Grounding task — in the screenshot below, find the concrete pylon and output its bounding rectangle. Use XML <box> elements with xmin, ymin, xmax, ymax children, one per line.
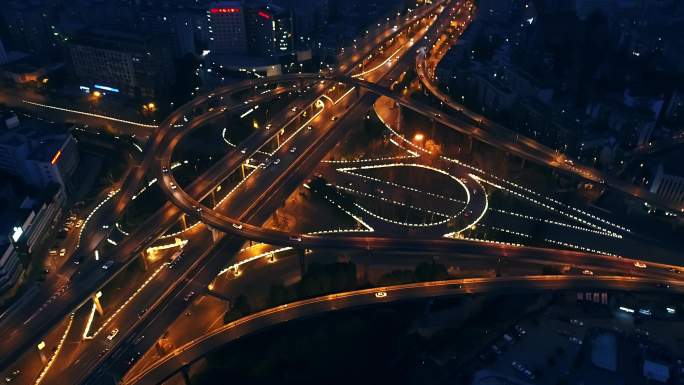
<box><xmin>139</xmin><ymin>251</ymin><xmax>149</xmax><ymax>271</ymax></box>
<box><xmin>93</xmin><ymin>292</ymin><xmax>104</xmax><ymax>316</ymax></box>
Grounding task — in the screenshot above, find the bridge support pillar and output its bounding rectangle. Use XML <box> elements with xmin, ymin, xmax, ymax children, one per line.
<box><xmin>208</xmin><ymin>226</ymin><xmax>221</xmax><ymax>243</ymax></box>
<box><xmin>181</xmin><ymin>366</ymin><xmax>193</xmax><ymax>385</ymax></box>
<box><xmin>180</xmin><ymin>214</ymin><xmax>188</xmax><ymax>231</ymax></box>
<box><xmin>139</xmin><ymin>251</ymin><xmax>149</xmax><ymax>271</ymax></box>
<box><xmin>93</xmin><ymin>291</ymin><xmax>104</xmax><ymax>316</ymax></box>
<box><xmin>298</xmin><ymin>248</ymin><xmax>306</xmax><ymax>276</ymax></box>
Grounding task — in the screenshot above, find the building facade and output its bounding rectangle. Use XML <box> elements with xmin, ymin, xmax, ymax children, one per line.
<box><xmin>68</xmin><ymin>29</ymin><xmax>175</xmax><ymax>101</ymax></box>
<box><xmin>207</xmin><ymin>1</ymin><xmax>248</xmax><ymax>54</ymax></box>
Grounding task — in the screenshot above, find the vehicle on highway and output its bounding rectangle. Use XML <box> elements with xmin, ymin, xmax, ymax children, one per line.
<box><xmin>668</xmin><ymin>268</ymin><xmax>681</xmax><ymax>273</ymax></box>
<box><xmin>375</xmin><ymin>291</ymin><xmax>387</xmax><ymax>298</ymax></box>
<box><xmin>106</xmin><ymin>328</ymin><xmax>119</xmax><ymax>341</ymax></box>
<box><xmin>290</xmin><ymin>147</ymin><xmax>297</xmax><ymax>153</ymax></box>
<box><xmin>582</xmin><ymin>269</ymin><xmax>594</xmax><ymax>276</ymax></box>
<box><xmin>634</xmin><ymin>261</ymin><xmax>647</xmax><ymax>269</ymax></box>
<box><xmin>5</xmin><ymin>369</ymin><xmax>20</xmax><ymax>382</ymax></box>
<box><xmin>262</xmin><ymin>159</ymin><xmax>273</xmax><ymax>168</ymax></box>
<box><xmin>161</xmin><ymin>167</ymin><xmax>169</xmax><ymax>173</ymax></box>
<box><xmin>102</xmin><ymin>260</ymin><xmax>114</xmax><ymax>270</ymax></box>
<box><xmin>184</xmin><ymin>291</ymin><xmax>196</xmax><ymax>302</ymax></box>
<box><xmin>274</xmin><ymin>158</ymin><xmax>281</xmax><ymax>165</ymax></box>
<box><xmin>331</xmin><ymin>116</ymin><xmax>338</xmax><ymax>121</ymax></box>
<box><xmin>232</xmin><ymin>223</ymin><xmax>243</xmax><ymax>229</ymax></box>
<box><xmin>59</xmin><ymin>248</ymin><xmax>66</xmax><ymax>257</ymax></box>
<box><xmin>307</xmin><ymin>125</ymin><xmax>313</xmax><ymax>130</ymax></box>
<box><xmin>169</xmin><ymin>251</ymin><xmax>183</xmax><ymax>268</ymax></box>
<box><xmin>289</xmin><ymin>235</ymin><xmax>302</xmax><ymax>242</ymax></box>
<box><xmin>170</xmin><ymin>183</ymin><xmax>177</xmax><ymax>190</ymax></box>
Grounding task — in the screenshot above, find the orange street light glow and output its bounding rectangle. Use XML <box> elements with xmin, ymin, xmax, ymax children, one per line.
<box><xmin>414</xmin><ymin>133</ymin><xmax>424</xmax><ymax>141</ymax></box>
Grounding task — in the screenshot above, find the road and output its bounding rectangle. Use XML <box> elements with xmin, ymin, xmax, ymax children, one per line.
<box><xmin>2</xmin><ymin>1</ymin><xmax>683</xmax><ymax>384</ymax></box>
<box><xmin>123</xmin><ymin>275</ymin><xmax>684</xmax><ymax>385</ymax></box>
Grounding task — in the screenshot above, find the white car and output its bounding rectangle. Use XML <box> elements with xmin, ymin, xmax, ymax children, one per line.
<box><xmin>374</xmin><ymin>291</ymin><xmax>387</xmax><ymax>298</ymax></box>
<box><xmin>106</xmin><ymin>328</ymin><xmax>119</xmax><ymax>341</ymax></box>
<box><xmin>634</xmin><ymin>261</ymin><xmax>647</xmax><ymax>269</ymax></box>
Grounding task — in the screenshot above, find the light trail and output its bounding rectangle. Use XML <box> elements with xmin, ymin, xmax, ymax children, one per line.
<box><xmin>34</xmin><ymin>314</ymin><xmax>74</xmax><ymax>385</ymax></box>
<box><xmin>82</xmin><ymin>262</ymin><xmax>169</xmax><ymax>340</ymax></box>
<box><xmin>22</xmin><ymin>100</ymin><xmax>157</xmax><ymax>128</ymax></box>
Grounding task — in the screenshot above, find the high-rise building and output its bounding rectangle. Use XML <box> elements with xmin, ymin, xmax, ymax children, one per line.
<box><xmin>245</xmin><ymin>3</ymin><xmax>295</xmax><ymax>57</ymax></box>
<box><xmin>67</xmin><ymin>29</ymin><xmax>175</xmax><ymax>101</ymax></box>
<box><xmin>207</xmin><ymin>1</ymin><xmax>248</xmax><ymax>54</ymax></box>
<box><xmin>0</xmin><ymin>111</ymin><xmax>79</xmax><ymax>191</ymax></box>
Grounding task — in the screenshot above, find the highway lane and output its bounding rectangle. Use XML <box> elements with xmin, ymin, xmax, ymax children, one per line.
<box><xmin>123</xmin><ymin>275</ymin><xmax>684</xmax><ymax>385</ymax></box>
<box><xmin>0</xmin><ymin>84</ymin><xmax>317</xmax><ymax>371</ymax></box>
<box><xmin>13</xmin><ymin>3</ymin><xmax>452</xmax><ymax>380</ymax></box>
<box><xmin>78</xmin><ymin>12</ymin><xmax>447</xmax><ymax>384</ymax></box>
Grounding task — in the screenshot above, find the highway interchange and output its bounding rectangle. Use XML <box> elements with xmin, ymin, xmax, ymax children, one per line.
<box><xmin>1</xmin><ymin>1</ymin><xmax>683</xmax><ymax>385</ymax></box>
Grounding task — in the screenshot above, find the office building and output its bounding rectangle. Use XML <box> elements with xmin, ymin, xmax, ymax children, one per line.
<box><xmin>245</xmin><ymin>3</ymin><xmax>295</xmax><ymax>57</ymax></box>
<box><xmin>0</xmin><ymin>111</ymin><xmax>79</xmax><ymax>192</ymax></box>
<box><xmin>68</xmin><ymin>29</ymin><xmax>175</xmax><ymax>101</ymax></box>
<box><xmin>207</xmin><ymin>1</ymin><xmax>248</xmax><ymax>54</ymax></box>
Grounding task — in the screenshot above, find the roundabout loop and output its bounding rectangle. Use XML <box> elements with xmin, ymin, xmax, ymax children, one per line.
<box><xmin>154</xmin><ymin>73</ymin><xmax>493</xmax><ymax>250</ymax></box>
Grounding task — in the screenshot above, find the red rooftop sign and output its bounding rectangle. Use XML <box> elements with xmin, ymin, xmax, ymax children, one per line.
<box><xmin>210</xmin><ymin>7</ymin><xmax>240</xmax><ymax>14</ymax></box>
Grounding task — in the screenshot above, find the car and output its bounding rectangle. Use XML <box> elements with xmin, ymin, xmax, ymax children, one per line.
<box><xmin>307</xmin><ymin>125</ymin><xmax>313</xmax><ymax>130</ymax></box>
<box><xmin>331</xmin><ymin>116</ymin><xmax>338</xmax><ymax>121</ymax></box>
<box><xmin>138</xmin><ymin>309</ymin><xmax>147</xmax><ymax>318</ymax></box>
<box><xmin>274</xmin><ymin>158</ymin><xmax>281</xmax><ymax>165</ymax></box>
<box><xmin>375</xmin><ymin>291</ymin><xmax>387</xmax><ymax>298</ymax></box>
<box><xmin>59</xmin><ymin>249</ymin><xmax>66</xmax><ymax>257</ymax></box>
<box><xmin>170</xmin><ymin>183</ymin><xmax>177</xmax><ymax>190</ymax></box>
<box><xmin>289</xmin><ymin>235</ymin><xmax>302</xmax><ymax>242</ymax></box>
<box><xmin>102</xmin><ymin>260</ymin><xmax>114</xmax><ymax>270</ymax></box>
<box><xmin>265</xmin><ymin>124</ymin><xmax>272</xmax><ymax>130</ymax></box>
<box><xmin>569</xmin><ymin>336</ymin><xmax>583</xmax><ymax>345</ymax></box>
<box><xmin>668</xmin><ymin>268</ymin><xmax>681</xmax><ymax>273</ymax></box>
<box><xmin>634</xmin><ymin>261</ymin><xmax>647</xmax><ymax>269</ymax></box>
<box><xmin>49</xmin><ymin>249</ymin><xmax>57</xmax><ymax>256</ymax></box>
<box><xmin>434</xmin><ymin>112</ymin><xmax>441</xmax><ymax>118</ymax></box>
<box><xmin>184</xmin><ymin>291</ymin><xmax>196</xmax><ymax>302</ymax></box>
<box><xmin>5</xmin><ymin>369</ymin><xmax>20</xmax><ymax>382</ymax></box>
<box><xmin>569</xmin><ymin>319</ymin><xmax>584</xmax><ymax>326</ymax></box>
<box><xmin>106</xmin><ymin>328</ymin><xmax>119</xmax><ymax>341</ymax></box>
<box><xmin>232</xmin><ymin>223</ymin><xmax>243</xmax><ymax>229</ymax></box>
<box><xmin>290</xmin><ymin>147</ymin><xmax>297</xmax><ymax>153</ymax></box>
<box><xmin>657</xmin><ymin>282</ymin><xmax>671</xmax><ymax>289</ymax></box>
<box><xmin>582</xmin><ymin>269</ymin><xmax>594</xmax><ymax>276</ymax></box>
<box><xmin>161</xmin><ymin>167</ymin><xmax>169</xmax><ymax>173</ymax></box>
<box><xmin>240</xmin><ymin>149</ymin><xmax>246</xmax><ymax>154</ymax></box>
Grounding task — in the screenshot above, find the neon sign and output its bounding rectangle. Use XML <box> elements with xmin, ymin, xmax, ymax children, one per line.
<box><xmin>258</xmin><ymin>11</ymin><xmax>272</xmax><ymax>20</ymax></box>
<box><xmin>94</xmin><ymin>84</ymin><xmax>120</xmax><ymax>93</ymax></box>
<box><xmin>210</xmin><ymin>7</ymin><xmax>240</xmax><ymax>14</ymax></box>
